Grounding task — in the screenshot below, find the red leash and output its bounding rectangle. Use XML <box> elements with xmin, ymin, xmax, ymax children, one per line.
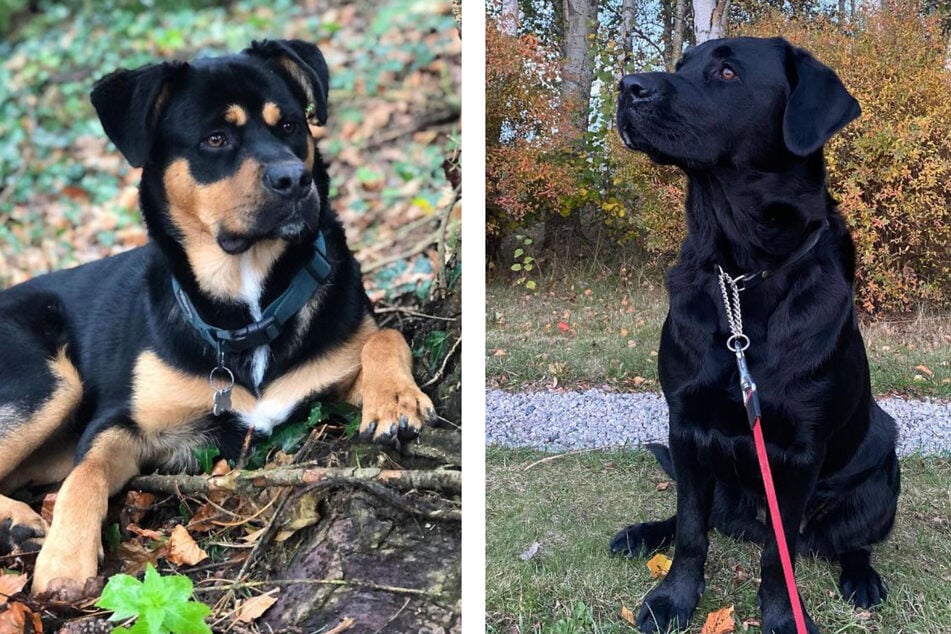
<box><xmin>720</xmin><ymin>266</ymin><xmax>808</xmax><ymax>634</ymax></box>
<box><xmin>751</xmin><ymin>414</ymin><xmax>809</xmax><ymax>634</ymax></box>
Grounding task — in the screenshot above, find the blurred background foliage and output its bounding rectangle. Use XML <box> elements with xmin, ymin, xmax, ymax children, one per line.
<box><xmin>0</xmin><ymin>0</ymin><xmax>460</xmax><ymax>301</ymax></box>
<box><xmin>487</xmin><ymin>0</ymin><xmax>951</xmax><ymax>314</ymax></box>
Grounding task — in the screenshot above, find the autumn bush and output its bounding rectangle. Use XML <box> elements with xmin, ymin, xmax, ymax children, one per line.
<box><xmin>611</xmin><ymin>5</ymin><xmax>951</xmax><ymax>312</ymax></box>
<box><xmin>486</xmin><ymin>22</ymin><xmax>579</xmax><ymax>237</ymax></box>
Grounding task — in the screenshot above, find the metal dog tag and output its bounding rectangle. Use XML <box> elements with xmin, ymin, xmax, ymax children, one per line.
<box><xmin>209</xmin><ymin>365</ymin><xmax>235</xmax><ymax>416</ymax></box>
<box><xmin>213</xmin><ymin>387</ymin><xmax>233</xmax><ymax>416</ymax></box>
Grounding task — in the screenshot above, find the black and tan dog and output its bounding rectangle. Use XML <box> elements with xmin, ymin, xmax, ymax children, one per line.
<box><xmin>612</xmin><ymin>37</ymin><xmax>899</xmax><ymax>633</ymax></box>
<box><xmin>0</xmin><ymin>39</ymin><xmax>435</xmax><ymax>598</ymax></box>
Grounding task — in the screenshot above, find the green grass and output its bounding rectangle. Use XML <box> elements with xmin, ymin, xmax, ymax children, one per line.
<box><xmin>486</xmin><ymin>447</ymin><xmax>951</xmax><ymax>634</ymax></box>
<box><xmin>486</xmin><ymin>271</ymin><xmax>951</xmax><ymax>398</ymax></box>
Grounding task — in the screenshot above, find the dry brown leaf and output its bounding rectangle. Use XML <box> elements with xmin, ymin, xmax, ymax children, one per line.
<box><xmin>124</xmin><ymin>491</ymin><xmax>156</xmax><ymax>524</ymax></box>
<box><xmin>186</xmin><ymin>503</ymin><xmax>223</xmax><ymax>533</ymax></box>
<box><xmin>700</xmin><ymin>605</ymin><xmax>735</xmax><ymax>634</ymax></box>
<box><xmin>619</xmin><ymin>605</ymin><xmax>636</xmax><ymax>625</ymax></box>
<box><xmin>655</xmin><ymin>481</ymin><xmax>670</xmax><ymax>491</ymax></box>
<box><xmin>646</xmin><ymin>553</ymin><xmax>672</xmax><ymax>578</ymax></box>
<box><xmin>276</xmin><ymin>492</ymin><xmax>321</xmax><ymax>542</ymax></box>
<box><xmin>325</xmin><ymin>617</ymin><xmax>355</xmax><ymax>634</ymax></box>
<box><xmin>0</xmin><ymin>601</ymin><xmax>42</xmax><ymax>633</ymax></box>
<box><xmin>211</xmin><ymin>458</ymin><xmax>231</xmax><ymax>476</ymax></box>
<box><xmin>119</xmin><ymin>540</ymin><xmax>166</xmax><ymax>576</ymax></box>
<box><xmin>41</xmin><ymin>493</ymin><xmax>57</xmax><ymax>524</ymax></box>
<box><xmin>234</xmin><ymin>591</ymin><xmax>279</xmax><ymax>623</ymax></box>
<box><xmin>126</xmin><ymin>524</ymin><xmax>165</xmax><ymax>541</ymax></box>
<box><xmin>0</xmin><ymin>574</ymin><xmax>28</xmax><ymax>606</ymax></box>
<box><xmin>166</xmin><ymin>525</ymin><xmax>208</xmax><ymax>566</ymax></box>
<box><xmin>915</xmin><ymin>364</ymin><xmax>934</xmax><ymax>377</ymax></box>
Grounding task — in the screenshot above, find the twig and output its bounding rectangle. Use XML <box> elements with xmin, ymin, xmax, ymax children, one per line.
<box><xmin>374</xmin><ymin>305</ymin><xmax>459</xmax><ymax>321</ymax></box>
<box><xmin>435</xmin><ymin>184</ymin><xmax>461</xmax><ymax>292</ymax></box>
<box><xmin>327</xmin><ymin>617</ymin><xmax>356</xmax><ymax>634</ymax></box>
<box><xmin>195</xmin><ymin>577</ymin><xmax>447</xmax><ymax>601</ymax></box>
<box><xmin>363</xmin><ymin>230</ymin><xmax>441</xmax><ymax>273</ymax></box>
<box><xmin>523</xmin><ymin>447</ymin><xmax>606</xmax><ymax>472</ymax></box>
<box><xmin>129</xmin><ymin>465</ymin><xmax>461</xmax><ymax>496</ymax></box>
<box><xmin>421</xmin><ymin>337</ymin><xmax>461</xmax><ymax>388</ymax></box>
<box><xmin>373</xmin><ymin>598</ymin><xmax>411</xmax><ymax>634</ymax></box>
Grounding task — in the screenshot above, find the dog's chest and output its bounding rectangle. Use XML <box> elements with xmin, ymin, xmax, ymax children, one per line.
<box><xmin>238</xmin><ymin>253</ymin><xmax>270</xmax><ymax>388</ymax></box>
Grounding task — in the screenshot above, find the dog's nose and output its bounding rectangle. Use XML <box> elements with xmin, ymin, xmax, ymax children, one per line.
<box><xmin>619</xmin><ymin>75</ymin><xmax>657</xmax><ymax>102</ymax></box>
<box><xmin>264</xmin><ymin>162</ymin><xmax>313</xmax><ymax>200</ymax></box>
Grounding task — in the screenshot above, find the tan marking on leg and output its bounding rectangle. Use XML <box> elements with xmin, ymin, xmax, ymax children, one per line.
<box><xmin>225</xmin><ymin>104</ymin><xmax>248</xmax><ymax>126</ymax></box>
<box><xmin>0</xmin><ymin>495</ymin><xmax>47</xmax><ymax>544</ymax></box>
<box><xmin>131</xmin><ymin>350</ymin><xmax>257</xmax><ymax>435</ymax></box>
<box><xmin>0</xmin><ymin>347</ymin><xmax>82</xmax><ymax>482</ymax></box>
<box><xmin>32</xmin><ymin>428</ymin><xmax>142</xmax><ymax>598</ymax></box>
<box><xmin>1</xmin><ymin>434</ymin><xmax>77</xmax><ymax>491</ymax></box>
<box><xmin>262</xmin><ymin>102</ymin><xmax>282</xmax><ymax>126</ymax></box>
<box><xmin>353</xmin><ymin>328</ymin><xmax>434</xmax><ymax>442</ymax></box>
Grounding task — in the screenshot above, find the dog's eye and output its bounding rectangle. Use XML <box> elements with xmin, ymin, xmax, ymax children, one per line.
<box><xmin>203</xmin><ymin>133</ymin><xmax>228</xmax><ymax>149</ymax></box>
<box><xmin>279</xmin><ymin>121</ymin><xmax>298</xmax><ymax>135</ymax></box>
<box><xmin>719</xmin><ymin>65</ymin><xmax>738</xmax><ymax>80</ymax></box>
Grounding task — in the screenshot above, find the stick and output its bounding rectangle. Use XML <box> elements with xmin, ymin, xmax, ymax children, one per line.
<box><xmin>421</xmin><ymin>337</ymin><xmax>461</xmax><ymax>388</ymax></box>
<box><xmin>523</xmin><ymin>448</ymin><xmax>605</xmax><ymax>472</ymax></box>
<box><xmin>195</xmin><ymin>577</ymin><xmax>447</xmax><ymax>601</ymax></box>
<box><xmin>128</xmin><ymin>466</ymin><xmax>461</xmax><ymax>496</ymax></box>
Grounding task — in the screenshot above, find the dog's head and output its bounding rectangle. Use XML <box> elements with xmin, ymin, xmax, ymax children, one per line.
<box><xmin>92</xmin><ymin>40</ymin><xmax>329</xmax><ymax>255</ymax></box>
<box><xmin>616</xmin><ymin>37</ymin><xmax>860</xmax><ymax>169</ymax></box>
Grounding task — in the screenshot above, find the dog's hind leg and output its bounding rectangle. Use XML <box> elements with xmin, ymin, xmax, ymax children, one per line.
<box><xmin>609</xmin><ymin>516</ymin><xmax>675</xmax><ymax>557</ymax></box>
<box><xmin>0</xmin><ymin>300</ymin><xmax>84</xmax><ymax>557</ymax></box>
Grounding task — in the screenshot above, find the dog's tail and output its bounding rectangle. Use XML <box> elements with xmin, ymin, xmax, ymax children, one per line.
<box><xmin>646</xmin><ymin>442</ymin><xmax>675</xmax><ymax>479</ymax></box>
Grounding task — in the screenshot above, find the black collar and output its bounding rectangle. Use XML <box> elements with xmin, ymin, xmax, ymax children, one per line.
<box><xmin>172</xmin><ymin>232</ymin><xmax>331</xmax><ymax>353</ymax></box>
<box><xmin>717</xmin><ymin>219</ymin><xmax>829</xmax><ymax>291</ymax></box>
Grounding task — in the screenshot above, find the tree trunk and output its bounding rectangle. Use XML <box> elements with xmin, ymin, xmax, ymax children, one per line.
<box><xmin>672</xmin><ymin>0</ymin><xmax>685</xmax><ymax>68</ymax></box>
<box><xmin>500</xmin><ymin>0</ymin><xmax>518</xmax><ymax>35</ymax></box>
<box><xmin>560</xmin><ymin>0</ymin><xmax>599</xmax><ymax>140</ymax></box>
<box><xmin>692</xmin><ymin>0</ymin><xmax>729</xmax><ymax>43</ymax></box>
<box><xmin>946</xmin><ymin>31</ymin><xmax>951</xmax><ymax>72</ymax></box>
<box><xmin>619</xmin><ymin>0</ymin><xmax>635</xmax><ymax>68</ymax></box>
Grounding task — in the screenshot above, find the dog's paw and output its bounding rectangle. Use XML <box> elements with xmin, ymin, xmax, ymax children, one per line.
<box><xmin>0</xmin><ymin>500</ymin><xmax>48</xmax><ymax>556</ymax></box>
<box><xmin>840</xmin><ymin>563</ymin><xmax>887</xmax><ymax>608</ymax></box>
<box><xmin>31</xmin><ymin>535</ymin><xmax>101</xmax><ymax>599</ymax></box>
<box><xmin>359</xmin><ymin>382</ymin><xmax>435</xmax><ymax>445</ymax></box>
<box><xmin>636</xmin><ymin>579</ymin><xmax>703</xmax><ymax>633</ymax></box>
<box><xmin>610</xmin><ymin>519</ymin><xmax>675</xmax><ymax>557</ymax></box>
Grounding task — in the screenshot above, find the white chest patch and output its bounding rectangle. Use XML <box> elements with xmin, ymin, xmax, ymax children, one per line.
<box><xmin>239</xmin><ymin>254</ymin><xmax>270</xmax><ymax>388</ymax></box>
<box><xmin>239</xmin><ymin>398</ymin><xmax>297</xmax><ymax>434</ymax></box>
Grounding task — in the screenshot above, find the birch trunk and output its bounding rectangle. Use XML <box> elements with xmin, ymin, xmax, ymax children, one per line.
<box><xmin>692</xmin><ymin>0</ymin><xmax>729</xmax><ymax>43</ymax></box>
<box><xmin>561</xmin><ymin>0</ymin><xmax>599</xmax><ymax>140</ymax></box>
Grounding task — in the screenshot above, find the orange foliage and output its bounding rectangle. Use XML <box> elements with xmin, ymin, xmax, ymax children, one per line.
<box><xmin>486</xmin><ymin>21</ymin><xmax>579</xmax><ymax>236</ymax></box>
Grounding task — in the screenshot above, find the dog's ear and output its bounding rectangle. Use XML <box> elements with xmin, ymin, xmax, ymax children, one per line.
<box><xmin>782</xmin><ymin>47</ymin><xmax>860</xmax><ymax>157</ymax></box>
<box><xmin>245</xmin><ymin>39</ymin><xmax>330</xmax><ymax>126</ymax></box>
<box><xmin>90</xmin><ymin>62</ymin><xmax>184</xmax><ymax>168</ymax></box>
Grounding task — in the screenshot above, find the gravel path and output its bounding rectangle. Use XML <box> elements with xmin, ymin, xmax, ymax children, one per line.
<box><xmin>485</xmin><ymin>389</ymin><xmax>951</xmax><ymax>456</ymax></box>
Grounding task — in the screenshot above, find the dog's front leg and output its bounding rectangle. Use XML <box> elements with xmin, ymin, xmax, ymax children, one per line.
<box><xmin>350</xmin><ymin>328</ymin><xmax>436</xmax><ymax>445</ymax></box>
<box><xmin>32</xmin><ymin>427</ymin><xmax>141</xmax><ymax>600</ymax></box>
<box><xmin>636</xmin><ymin>435</ymin><xmax>713</xmax><ymax>633</ymax></box>
<box><xmin>758</xmin><ymin>468</ymin><xmax>820</xmax><ymax>634</ymax></box>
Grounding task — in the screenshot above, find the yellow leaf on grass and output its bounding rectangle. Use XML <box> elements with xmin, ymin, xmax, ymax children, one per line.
<box><xmin>620</xmin><ymin>605</ymin><xmax>636</xmax><ymax>625</ymax></box>
<box><xmin>234</xmin><ymin>591</ymin><xmax>279</xmax><ymax>623</ymax></box>
<box><xmin>646</xmin><ymin>553</ymin><xmax>672</xmax><ymax>578</ymax></box>
<box><xmin>166</xmin><ymin>524</ymin><xmax>208</xmax><ymax>566</ymax></box>
<box><xmin>700</xmin><ymin>605</ymin><xmax>735</xmax><ymax>634</ymax></box>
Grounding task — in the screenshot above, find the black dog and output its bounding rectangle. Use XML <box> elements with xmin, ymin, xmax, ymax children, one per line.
<box><xmin>612</xmin><ymin>37</ymin><xmax>899</xmax><ymax>633</ymax></box>
<box><xmin>0</xmin><ymin>40</ymin><xmax>434</xmax><ymax>599</ymax></box>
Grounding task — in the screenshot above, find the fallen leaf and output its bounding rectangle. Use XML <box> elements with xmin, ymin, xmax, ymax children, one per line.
<box><xmin>519</xmin><ymin>542</ymin><xmax>540</xmax><ymax>561</ymax></box>
<box><xmin>0</xmin><ymin>574</ymin><xmax>28</xmax><ymax>606</ymax></box>
<box><xmin>0</xmin><ymin>601</ymin><xmax>42</xmax><ymax>633</ymax></box>
<box><xmin>276</xmin><ymin>491</ymin><xmax>321</xmax><ymax>542</ymax></box>
<box><xmin>325</xmin><ymin>617</ymin><xmax>355</xmax><ymax>634</ymax></box>
<box><xmin>557</xmin><ymin>321</ymin><xmax>570</xmax><ymax>333</ymax></box>
<box><xmin>655</xmin><ymin>481</ymin><xmax>670</xmax><ymax>491</ymax></box>
<box><xmin>620</xmin><ymin>605</ymin><xmax>636</xmax><ymax>625</ymax></box>
<box><xmin>700</xmin><ymin>605</ymin><xmax>735</xmax><ymax>634</ymax></box>
<box><xmin>915</xmin><ymin>364</ymin><xmax>933</xmax><ymax>377</ymax></box>
<box><xmin>234</xmin><ymin>591</ymin><xmax>279</xmax><ymax>623</ymax></box>
<box><xmin>123</xmin><ymin>491</ymin><xmax>156</xmax><ymax>524</ymax></box>
<box><xmin>631</xmin><ymin>376</ymin><xmax>645</xmax><ymax>386</ymax></box>
<box><xmin>166</xmin><ymin>525</ymin><xmax>208</xmax><ymax>566</ymax></box>
<box><xmin>41</xmin><ymin>493</ymin><xmax>57</xmax><ymax>524</ymax></box>
<box><xmin>646</xmin><ymin>553</ymin><xmax>672</xmax><ymax>578</ymax></box>
<box><xmin>493</xmin><ymin>348</ymin><xmax>507</xmax><ymax>357</ymax></box>
<box><xmin>620</xmin><ymin>328</ymin><xmax>629</xmax><ymax>337</ymax></box>
<box><xmin>211</xmin><ymin>459</ymin><xmax>231</xmax><ymax>476</ymax></box>
<box><xmin>118</xmin><ymin>539</ymin><xmax>165</xmax><ymax>576</ymax></box>
<box><xmin>126</xmin><ymin>524</ymin><xmax>164</xmax><ymax>541</ymax></box>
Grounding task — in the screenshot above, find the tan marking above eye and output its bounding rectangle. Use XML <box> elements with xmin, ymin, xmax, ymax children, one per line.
<box><xmin>224</xmin><ymin>104</ymin><xmax>248</xmax><ymax>126</ymax></box>
<box><xmin>263</xmin><ymin>102</ymin><xmax>282</xmax><ymax>126</ymax></box>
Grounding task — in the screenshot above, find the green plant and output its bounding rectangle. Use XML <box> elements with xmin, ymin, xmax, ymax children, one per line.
<box><xmin>509</xmin><ymin>234</ymin><xmax>539</xmax><ymax>290</ymax></box>
<box><xmin>547</xmin><ymin>602</ymin><xmax>598</xmax><ymax>633</ymax></box>
<box><xmin>95</xmin><ymin>564</ymin><xmax>212</xmax><ymax>634</ymax></box>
